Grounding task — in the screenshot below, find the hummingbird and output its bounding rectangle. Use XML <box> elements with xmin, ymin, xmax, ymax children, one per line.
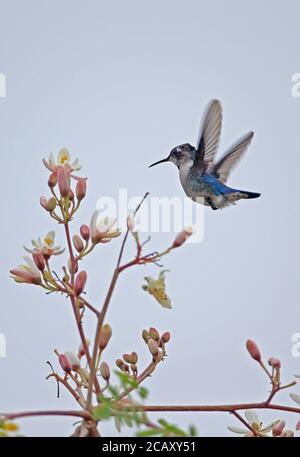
<box><xmin>149</xmin><ymin>100</ymin><xmax>260</xmax><ymax>210</ymax></box>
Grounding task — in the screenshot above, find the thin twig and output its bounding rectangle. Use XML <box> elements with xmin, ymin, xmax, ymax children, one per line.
<box><xmin>87</xmin><ymin>192</ymin><xmax>150</xmax><ymax>408</ymax></box>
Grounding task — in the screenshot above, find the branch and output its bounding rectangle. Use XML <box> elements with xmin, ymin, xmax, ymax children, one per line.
<box><xmin>87</xmin><ymin>192</ymin><xmax>150</xmax><ymax>408</ymax></box>
<box><xmin>141</xmin><ymin>402</ymin><xmax>300</xmax><ymax>414</ymax></box>
<box><xmin>1</xmin><ymin>410</ymin><xmax>91</xmax><ymax>421</ymax></box>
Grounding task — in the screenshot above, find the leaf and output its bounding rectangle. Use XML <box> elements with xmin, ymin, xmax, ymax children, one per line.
<box><xmin>189</xmin><ymin>425</ymin><xmax>198</xmax><ymax>437</ymax></box>
<box><xmin>138</xmin><ymin>386</ymin><xmax>149</xmax><ymax>400</ymax></box>
<box><xmin>137</xmin><ymin>428</ymin><xmax>162</xmax><ymax>437</ymax></box>
<box><xmin>290</xmin><ymin>393</ymin><xmax>300</xmax><ymax>405</ymax></box>
<box><xmin>108</xmin><ymin>384</ymin><xmax>120</xmax><ymax>400</ymax></box>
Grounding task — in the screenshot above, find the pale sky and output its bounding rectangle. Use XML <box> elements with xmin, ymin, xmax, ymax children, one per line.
<box><xmin>1</xmin><ymin>0</ymin><xmax>300</xmax><ymax>436</ymax></box>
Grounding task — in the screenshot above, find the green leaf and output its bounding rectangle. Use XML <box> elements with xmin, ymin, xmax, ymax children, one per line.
<box><xmin>138</xmin><ymin>386</ymin><xmax>149</xmax><ymax>399</ymax></box>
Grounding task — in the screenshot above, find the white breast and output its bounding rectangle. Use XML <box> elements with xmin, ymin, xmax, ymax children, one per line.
<box><xmin>179</xmin><ymin>159</ymin><xmax>193</xmax><ymax>187</ymax></box>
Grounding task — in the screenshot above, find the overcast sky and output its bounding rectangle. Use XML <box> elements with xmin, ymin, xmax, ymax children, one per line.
<box><xmin>1</xmin><ymin>0</ymin><xmax>300</xmax><ymax>436</ymax></box>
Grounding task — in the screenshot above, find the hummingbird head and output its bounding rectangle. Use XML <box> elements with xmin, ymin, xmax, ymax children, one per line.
<box><xmin>149</xmin><ymin>143</ymin><xmax>195</xmax><ymax>169</ymax></box>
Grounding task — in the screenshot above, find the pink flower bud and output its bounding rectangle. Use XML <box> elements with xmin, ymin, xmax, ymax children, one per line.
<box><xmin>272</xmin><ymin>420</ymin><xmax>286</xmax><ymax>436</ymax></box>
<box><xmin>46</xmin><ymin>197</ymin><xmax>57</xmax><ymax>212</ymax></box>
<box><xmin>59</xmin><ymin>353</ymin><xmax>72</xmax><ymax>373</ymax></box>
<box><xmin>48</xmin><ymin>173</ymin><xmax>58</xmax><ymax>188</ymax></box>
<box><xmin>172</xmin><ymin>226</ymin><xmax>193</xmax><ymax>248</ymax></box>
<box><xmin>78</xmin><ymin>339</ymin><xmax>90</xmax><ymax>357</ymax></box>
<box><xmin>32</xmin><ymin>251</ymin><xmax>45</xmax><ymax>272</ymax></box>
<box><xmin>148</xmin><ymin>339</ymin><xmax>159</xmax><ymax>357</ymax></box>
<box><xmin>74</xmin><ymin>271</ymin><xmax>87</xmax><ymax>296</ymax></box>
<box><xmin>161</xmin><ymin>331</ymin><xmax>171</xmax><ymax>343</ymax></box>
<box><xmin>268</xmin><ymin>357</ymin><xmax>281</xmax><ymax>369</ymax></box>
<box><xmin>80</xmin><ymin>224</ymin><xmax>90</xmax><ymax>241</ymax></box>
<box><xmin>57</xmin><ymin>166</ymin><xmax>71</xmax><ymax>198</ymax></box>
<box><xmin>76</xmin><ymin>178</ymin><xmax>87</xmax><ymax>201</ymax></box>
<box><xmin>99</xmin><ymin>324</ymin><xmax>112</xmax><ymax>350</ymax></box>
<box><xmin>149</xmin><ymin>327</ymin><xmax>160</xmax><ymax>341</ymax></box>
<box><xmin>246</xmin><ymin>339</ymin><xmax>261</xmax><ymax>362</ymax></box>
<box><xmin>68</xmin><ymin>189</ymin><xmax>74</xmax><ymax>201</ymax></box>
<box><xmin>100</xmin><ymin>361</ymin><xmax>110</xmax><ymax>381</ymax></box>
<box><xmin>73</xmin><ymin>235</ymin><xmax>84</xmax><ymax>253</ymax></box>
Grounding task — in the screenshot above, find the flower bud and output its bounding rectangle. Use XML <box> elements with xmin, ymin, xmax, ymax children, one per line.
<box><xmin>268</xmin><ymin>357</ymin><xmax>281</xmax><ymax>369</ymax></box>
<box><xmin>131</xmin><ymin>364</ymin><xmax>138</xmax><ymax>376</ymax></box>
<box><xmin>99</xmin><ymin>324</ymin><xmax>112</xmax><ymax>350</ymax></box>
<box><xmin>115</xmin><ymin>358</ymin><xmax>124</xmax><ymax>369</ymax></box>
<box><xmin>148</xmin><ymin>339</ymin><xmax>159</xmax><ymax>357</ymax></box>
<box><xmin>57</xmin><ymin>166</ymin><xmax>71</xmax><ymax>198</ymax></box>
<box><xmin>48</xmin><ymin>172</ymin><xmax>58</xmax><ymax>188</ymax></box>
<box><xmin>73</xmin><ymin>234</ymin><xmax>84</xmax><ymax>253</ymax></box>
<box><xmin>123</xmin><ymin>353</ymin><xmax>132</xmax><ymax>364</ymax></box>
<box><xmin>149</xmin><ymin>327</ymin><xmax>160</xmax><ymax>341</ymax></box>
<box><xmin>74</xmin><ymin>271</ymin><xmax>87</xmax><ymax>296</ymax></box>
<box><xmin>272</xmin><ymin>420</ymin><xmax>285</xmax><ymax>436</ymax></box>
<box><xmin>142</xmin><ymin>329</ymin><xmax>149</xmax><ymax>342</ymax></box>
<box><xmin>58</xmin><ymin>353</ymin><xmax>72</xmax><ymax>373</ymax></box>
<box><xmin>78</xmin><ymin>339</ymin><xmax>90</xmax><ymax>357</ymax></box>
<box><xmin>130</xmin><ymin>351</ymin><xmax>138</xmax><ymax>364</ymax></box>
<box><xmin>76</xmin><ymin>178</ymin><xmax>87</xmax><ymax>201</ymax></box>
<box><xmin>32</xmin><ymin>251</ymin><xmax>46</xmax><ymax>272</ymax></box>
<box><xmin>80</xmin><ymin>224</ymin><xmax>90</xmax><ymax>241</ymax></box>
<box><xmin>40</xmin><ymin>196</ymin><xmax>48</xmax><ymax>210</ymax></box>
<box><xmin>281</xmin><ymin>430</ymin><xmax>294</xmax><ymax>437</ymax></box>
<box><xmin>123</xmin><ymin>352</ymin><xmax>138</xmax><ymax>364</ymax></box>
<box><xmin>100</xmin><ymin>361</ymin><xmax>110</xmax><ymax>381</ymax></box>
<box><xmin>127</xmin><ymin>214</ymin><xmax>135</xmax><ymax>232</ymax></box>
<box><xmin>246</xmin><ymin>339</ymin><xmax>261</xmax><ymax>362</ymax></box>
<box><xmin>68</xmin><ymin>188</ymin><xmax>74</xmax><ymax>201</ymax></box>
<box><xmin>161</xmin><ymin>332</ymin><xmax>171</xmax><ymax>343</ymax></box>
<box><xmin>172</xmin><ymin>226</ymin><xmax>193</xmax><ymax>248</ymax></box>
<box><xmin>46</xmin><ymin>197</ymin><xmax>57</xmax><ymax>212</ymax></box>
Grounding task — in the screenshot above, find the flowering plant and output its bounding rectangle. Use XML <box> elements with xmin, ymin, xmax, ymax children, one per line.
<box><xmin>3</xmin><ymin>150</ymin><xmax>300</xmax><ymax>437</ymax></box>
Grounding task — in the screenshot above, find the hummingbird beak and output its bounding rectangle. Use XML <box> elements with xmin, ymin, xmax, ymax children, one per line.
<box><xmin>148</xmin><ymin>157</ymin><xmax>169</xmax><ymax>168</ymax></box>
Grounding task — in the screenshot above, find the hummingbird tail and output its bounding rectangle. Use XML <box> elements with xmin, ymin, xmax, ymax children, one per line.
<box><xmin>241</xmin><ymin>191</ymin><xmax>261</xmax><ymax>199</ymax></box>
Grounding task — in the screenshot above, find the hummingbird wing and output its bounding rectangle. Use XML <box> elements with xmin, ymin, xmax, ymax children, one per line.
<box><xmin>193</xmin><ymin>99</ymin><xmax>223</xmax><ymax>170</ymax></box>
<box><xmin>211</xmin><ymin>131</ymin><xmax>254</xmax><ymax>183</ymax></box>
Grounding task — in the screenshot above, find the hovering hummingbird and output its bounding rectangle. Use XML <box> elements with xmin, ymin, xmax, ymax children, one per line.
<box><xmin>149</xmin><ymin>100</ymin><xmax>260</xmax><ymax>210</ymax></box>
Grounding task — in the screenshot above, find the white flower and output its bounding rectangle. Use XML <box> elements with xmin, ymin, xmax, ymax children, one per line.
<box><xmin>90</xmin><ymin>210</ymin><xmax>121</xmax><ymax>244</ymax></box>
<box><xmin>24</xmin><ymin>231</ymin><xmax>65</xmax><ymax>258</ymax></box>
<box><xmin>43</xmin><ymin>148</ymin><xmax>81</xmax><ymax>173</ymax></box>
